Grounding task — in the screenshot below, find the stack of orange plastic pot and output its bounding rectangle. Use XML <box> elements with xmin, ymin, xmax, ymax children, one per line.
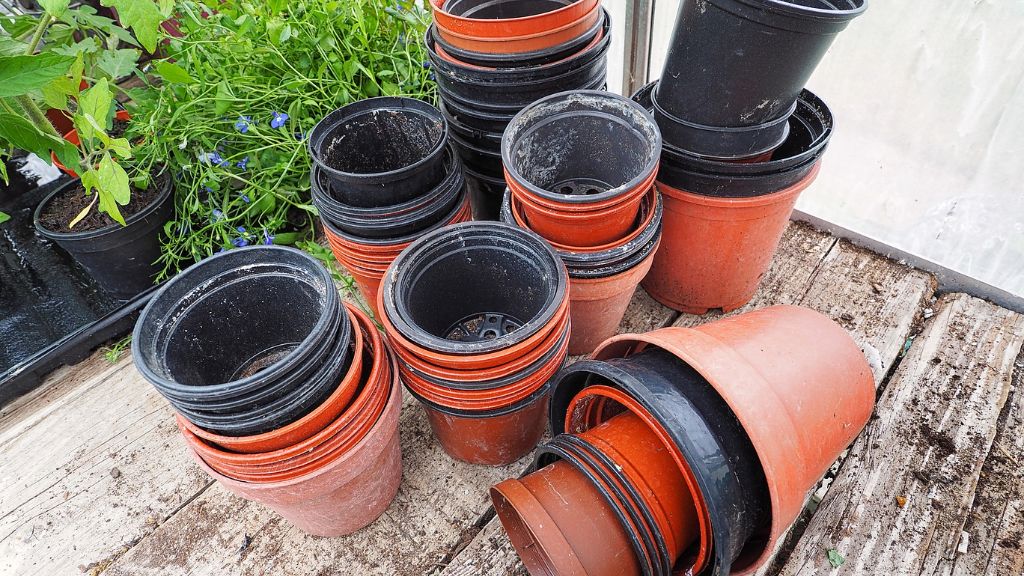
<box><xmin>427</xmin><ymin>0</ymin><xmax>611</xmax><ymax>219</ymax></box>
<box><xmin>492</xmin><ymin>305</ymin><xmax>876</xmax><ymax>575</ymax></box>
<box><xmin>379</xmin><ymin>221</ymin><xmax>569</xmax><ymax>466</ymax></box>
<box><xmin>132</xmin><ymin>246</ymin><xmax>402</xmax><ymax>537</ymax></box>
<box><xmin>308</xmin><ymin>97</ymin><xmax>472</xmax><ymax>313</ymax></box>
<box><xmin>635</xmin><ymin>0</ymin><xmax>867</xmax><ymax>314</ymax></box>
<box><xmin>500</xmin><ymin>90</ymin><xmax>663</xmax><ymax>355</ymax></box>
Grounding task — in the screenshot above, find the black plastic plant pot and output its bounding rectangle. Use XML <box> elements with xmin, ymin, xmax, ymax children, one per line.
<box><xmin>651</xmin><ymin>91</ymin><xmax>793</xmax><ymax>159</ymax></box>
<box><xmin>429</xmin><ymin>12</ymin><xmax>603</xmax><ymax>69</ymax></box>
<box><xmin>312</xmin><ymin>144</ymin><xmax>466</xmax><ymax>240</ymax></box>
<box><xmin>499</xmin><ymin>189</ymin><xmax>664</xmax><ymax>279</ymax></box>
<box><xmin>502</xmin><ymin>90</ymin><xmax>661</xmax><ymax>205</ymax></box>
<box><xmin>320</xmin><ymin>184</ymin><xmax>469</xmax><ymax>248</ymax></box>
<box><xmin>307</xmin><ymin>97</ymin><xmax>449</xmax><ymax>208</ymax></box>
<box><xmin>655</xmin><ymin>0</ymin><xmax>865</xmax><ymax>132</ymax></box>
<box><xmin>550</xmin><ymin>349</ymin><xmax>771</xmax><ymax>576</ymax></box>
<box><xmin>441</xmin><ymin>102</ymin><xmax>504</xmax><ymax>151</ymax></box>
<box><xmin>450</xmin><ymin>132</ymin><xmax>504</xmax><ymax>177</ymax></box>
<box><xmin>33</xmin><ymin>172</ymin><xmax>174</xmax><ymax>300</ymax></box>
<box><xmin>381</xmin><ymin>221</ymin><xmax>568</xmax><ymax>356</ymax></box>
<box><xmin>633</xmin><ymin>81</ymin><xmax>834</xmax><ymax>197</ymax></box>
<box><xmin>132</xmin><ymin>246</ymin><xmax>350</xmax><ymax>430</ymax></box>
<box><xmin>466</xmin><ymin>167</ymin><xmax>507</xmax><ymax>221</ymax></box>
<box><xmin>439</xmin><ymin>94</ymin><xmax>515</xmax><ymax>135</ymax></box>
<box><xmin>425</xmin><ymin>12</ymin><xmax>611</xmax><ymax>112</ymax></box>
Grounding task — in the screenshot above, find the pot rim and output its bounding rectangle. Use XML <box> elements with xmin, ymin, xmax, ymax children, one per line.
<box><xmin>433</xmin><ymin>1</ymin><xmax>600</xmax><ymax>51</ymax></box>
<box><xmin>432</xmin><ymin>0</ymin><xmax>600</xmax><ymax>36</ymax></box>
<box><xmin>656</xmin><ymin>161</ymin><xmax>820</xmax><ymax>205</ymax></box>
<box><xmin>321</xmin><ymin>191</ymin><xmax>469</xmax><ymax>248</ymax></box>
<box><xmin>407</xmin><ymin>374</ymin><xmax>554</xmax><ymax>418</ymax></box>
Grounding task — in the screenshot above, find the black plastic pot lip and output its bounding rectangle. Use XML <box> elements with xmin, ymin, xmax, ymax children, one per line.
<box><xmin>535</xmin><ymin>436</ymin><xmax>667</xmax><ymax>576</ymax></box>
<box><xmin>321</xmin><ymin>175</ymin><xmax>463</xmax><ymax>239</ymax></box>
<box><xmin>502</xmin><ymin>90</ymin><xmax>662</xmax><ymax>205</ymax></box>
<box><xmin>441</xmin><ymin>0</ymin><xmax>574</xmax><ymax>17</ymax></box>
<box><xmin>651</xmin><ymin>86</ymin><xmax>793</xmax><ymax>160</ymax></box>
<box><xmin>313</xmin><ymin>144</ymin><xmax>464</xmax><ymax>224</ymax></box>
<box><xmin>307</xmin><ymin>96</ymin><xmax>449</xmax><ymax>183</ymax></box>
<box><xmin>320</xmin><ymin>186</ymin><xmax>468</xmax><ymax>247</ymax></box>
<box><xmin>552</xmin><ymin>357</ymin><xmax>766</xmax><ymax>576</ymax></box>
<box><xmin>34</xmin><ymin>169</ymin><xmax>172</xmax><ymax>240</ymax></box>
<box><xmin>405</xmin><ymin>375</ymin><xmax>554</xmax><ymax>418</ymax></box>
<box><xmin>400</xmin><ymin>323</ymin><xmax>569</xmax><ymax>392</ymax></box>
<box><xmin>449</xmin><ymin>131</ymin><xmax>502</xmax><ymax>157</ymax></box>
<box><xmin>439</xmin><ymin>93</ymin><xmax>517</xmax><ymax>123</ymax></box>
<box><xmin>499</xmin><ymin>188</ymin><xmax>664</xmax><ymax>277</ymax></box>
<box><xmin>463</xmin><ymin>165</ymin><xmax>507</xmax><ymax>188</ymax></box>
<box><xmin>441</xmin><ymin>103</ymin><xmax>504</xmax><ymax>143</ymax></box>
<box><xmin>434</xmin><ymin>68</ymin><xmax>609</xmax><ymax>115</ymax></box>
<box><xmin>132</xmin><ymin>245</ymin><xmax>340</xmax><ymax>399</ymax></box>
<box><xmin>382</xmin><ymin>221</ymin><xmax>568</xmax><ymax>356</ymax></box>
<box><xmin>719</xmin><ymin>0</ymin><xmax>867</xmax><ymax>29</ymax></box>
<box><xmin>428</xmin><ymin>7</ymin><xmax>604</xmax><ymax>69</ymax></box>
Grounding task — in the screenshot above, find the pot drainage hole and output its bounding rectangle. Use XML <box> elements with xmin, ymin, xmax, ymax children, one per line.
<box><xmin>231</xmin><ymin>343</ymin><xmax>300</xmax><ymax>379</ymax></box>
<box><xmin>445</xmin><ymin>313</ymin><xmax>523</xmax><ymax>342</ymax></box>
<box><xmin>552</xmin><ymin>177</ymin><xmax>611</xmax><ymax>196</ymax></box>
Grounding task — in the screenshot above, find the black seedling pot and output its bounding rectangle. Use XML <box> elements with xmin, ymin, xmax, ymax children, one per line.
<box><xmin>502</xmin><ymin>90</ymin><xmax>661</xmax><ymax>205</ymax></box>
<box><xmin>133</xmin><ymin>246</ymin><xmax>352</xmax><ymax>435</ymax></box>
<box><xmin>654</xmin><ymin>0</ymin><xmax>864</xmax><ymax>156</ymax></box>
<box><xmin>441</xmin><ymin>103</ymin><xmax>504</xmax><ymax>151</ymax></box>
<box><xmin>551</xmin><ymin>349</ymin><xmax>771</xmax><ymax>576</ymax></box>
<box><xmin>429</xmin><ymin>13</ymin><xmax>603</xmax><ymax>68</ymax></box>
<box><xmin>439</xmin><ymin>94</ymin><xmax>515</xmax><ymax>135</ymax></box>
<box><xmin>500</xmin><ymin>189</ymin><xmax>664</xmax><ymax>279</ymax></box>
<box><xmin>312</xmin><ymin>144</ymin><xmax>465</xmax><ymax>239</ymax></box>
<box><xmin>381</xmin><ymin>221</ymin><xmax>567</xmax><ymax>356</ymax></box>
<box><xmin>651</xmin><ymin>92</ymin><xmax>793</xmax><ymax>160</ymax></box>
<box><xmin>308</xmin><ymin>97</ymin><xmax>448</xmax><ymax>208</ymax></box>
<box><xmin>634</xmin><ymin>81</ymin><xmax>834</xmax><ymax>197</ymax></box>
<box><xmin>426</xmin><ymin>12</ymin><xmax>611</xmax><ymax>113</ymax></box>
<box><xmin>450</xmin><ymin>132</ymin><xmax>505</xmax><ymax>177</ymax></box>
<box><xmin>442</xmin><ymin>0</ymin><xmax>573</xmax><ymax>17</ymax></box>
<box><xmin>33</xmin><ymin>172</ymin><xmax>174</xmax><ymax>300</ymax></box>
<box><xmin>466</xmin><ymin>167</ymin><xmax>507</xmax><ymax>221</ymax></box>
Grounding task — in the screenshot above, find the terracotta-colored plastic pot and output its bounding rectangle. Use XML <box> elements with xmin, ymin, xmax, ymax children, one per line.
<box><xmin>578</xmin><ymin>411</ymin><xmax>698</xmax><ymax>565</ymax></box>
<box><xmin>491</xmin><ymin>459</ymin><xmax>641</xmax><ymax>576</ymax></box>
<box><xmin>433</xmin><ymin>1</ymin><xmax>600</xmax><ymax>55</ymax></box>
<box><xmin>432</xmin><ymin>22</ymin><xmax>605</xmax><ymax>70</ymax></box>
<box><xmin>180</xmin><ymin>304</ymin><xmax>365</xmax><ymax>454</ymax></box>
<box><xmin>567</xmin><ymin>243</ymin><xmax>658</xmax><ymax>355</ymax></box>
<box><xmin>186</xmin><ymin>371</ymin><xmax>402</xmax><ymax>536</ymax></box>
<box><xmin>432</xmin><ymin>0</ymin><xmax>600</xmax><ymax>39</ymax></box>
<box><xmin>416</xmin><ymin>383</ymin><xmax>551</xmax><ymax>466</ymax></box>
<box><xmin>642</xmin><ymin>162</ymin><xmax>820</xmax><ymax>314</ymax></box>
<box><xmin>592</xmin><ymin>305</ymin><xmax>875</xmax><ymax>574</ymax></box>
<box><xmin>51</xmin><ymin>110</ymin><xmax>132</xmax><ymax>177</ymax></box>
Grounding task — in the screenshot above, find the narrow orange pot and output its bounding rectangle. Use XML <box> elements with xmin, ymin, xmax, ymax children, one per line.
<box><xmin>567</xmin><ymin>243</ymin><xmax>658</xmax><ymax>355</ymax></box>
<box><xmin>432</xmin><ymin>0</ymin><xmax>600</xmax><ymax>39</ymax></box>
<box><xmin>642</xmin><ymin>162</ymin><xmax>820</xmax><ymax>314</ymax></box>
<box><xmin>433</xmin><ymin>1</ymin><xmax>601</xmax><ymax>55</ymax></box>
<box><xmin>593</xmin><ymin>305</ymin><xmax>875</xmax><ymax>574</ymax></box>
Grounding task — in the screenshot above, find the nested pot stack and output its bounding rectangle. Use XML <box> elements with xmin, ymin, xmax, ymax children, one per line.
<box><xmin>492</xmin><ymin>305</ymin><xmax>876</xmax><ymax>575</ymax></box>
<box><xmin>427</xmin><ymin>0</ymin><xmax>612</xmax><ymax>220</ymax></box>
<box><xmin>308</xmin><ymin>97</ymin><xmax>472</xmax><ymax>313</ymax></box>
<box><xmin>379</xmin><ymin>221</ymin><xmax>570</xmax><ymax>466</ymax></box>
<box><xmin>132</xmin><ymin>246</ymin><xmax>402</xmax><ymax>536</ymax></box>
<box><xmin>499</xmin><ymin>90</ymin><xmax>663</xmax><ymax>355</ymax></box>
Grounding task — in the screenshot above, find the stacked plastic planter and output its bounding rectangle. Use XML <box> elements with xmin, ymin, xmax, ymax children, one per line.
<box><xmin>427</xmin><ymin>0</ymin><xmax>612</xmax><ymax>220</ymax></box>
<box><xmin>132</xmin><ymin>246</ymin><xmax>402</xmax><ymax>537</ymax></box>
<box><xmin>308</xmin><ymin>97</ymin><xmax>472</xmax><ymax>312</ymax></box>
<box><xmin>499</xmin><ymin>91</ymin><xmax>663</xmax><ymax>355</ymax></box>
<box><xmin>636</xmin><ymin>0</ymin><xmax>866</xmax><ymax>314</ymax></box>
<box><xmin>492</xmin><ymin>305</ymin><xmax>876</xmax><ymax>575</ymax></box>
<box><xmin>379</xmin><ymin>222</ymin><xmax>570</xmax><ymax>466</ymax></box>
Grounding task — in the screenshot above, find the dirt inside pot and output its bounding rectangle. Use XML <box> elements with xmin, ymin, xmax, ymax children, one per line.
<box><xmin>37</xmin><ymin>170</ymin><xmax>168</xmax><ymax>232</ymax></box>
<box><xmin>443</xmin><ymin>0</ymin><xmax>573</xmax><ymax>19</ymax></box>
<box><xmin>323</xmin><ymin>109</ymin><xmax>443</xmax><ymax>174</ymax></box>
<box><xmin>445</xmin><ymin>313</ymin><xmax>523</xmax><ymax>342</ymax></box>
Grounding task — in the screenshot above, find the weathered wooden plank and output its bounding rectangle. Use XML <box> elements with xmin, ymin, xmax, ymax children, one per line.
<box><xmin>778</xmin><ymin>293</ymin><xmax>1024</xmax><ymax>575</ymax></box>
<box><xmin>102</xmin><ymin>390</ymin><xmax>532</xmax><ymax>576</ymax></box>
<box><xmin>435</xmin><ymin>515</ymin><xmax>527</xmax><ymax>576</ymax></box>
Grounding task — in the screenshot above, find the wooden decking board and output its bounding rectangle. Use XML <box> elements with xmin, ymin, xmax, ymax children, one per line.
<box><xmin>777</xmin><ymin>293</ymin><xmax>1024</xmax><ymax>575</ymax></box>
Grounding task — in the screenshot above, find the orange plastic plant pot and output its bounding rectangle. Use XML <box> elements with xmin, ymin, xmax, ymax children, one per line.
<box><xmin>567</xmin><ymin>244</ymin><xmax>658</xmax><ymax>355</ymax></box>
<box><xmin>641</xmin><ymin>163</ymin><xmax>820</xmax><ymax>315</ymax></box>
<box><xmin>180</xmin><ymin>304</ymin><xmax>366</xmax><ymax>454</ymax></box>
<box><xmin>592</xmin><ymin>305</ymin><xmax>875</xmax><ymax>574</ymax></box>
<box><xmin>431</xmin><ymin>0</ymin><xmax>600</xmax><ymax>38</ymax></box>
<box><xmin>418</xmin><ymin>389</ymin><xmax>550</xmax><ymax>466</ymax></box>
<box><xmin>514</xmin><ymin>188</ymin><xmax>649</xmax><ymax>247</ymax></box>
<box><xmin>187</xmin><ymin>373</ymin><xmax>403</xmax><ymax>537</ymax></box>
<box><xmin>491</xmin><ymin>459</ymin><xmax>642</xmax><ymax>576</ymax></box>
<box><xmin>433</xmin><ymin>2</ymin><xmax>600</xmax><ymax>55</ymax></box>
<box><xmin>433</xmin><ymin>23</ymin><xmax>605</xmax><ymax>70</ymax></box>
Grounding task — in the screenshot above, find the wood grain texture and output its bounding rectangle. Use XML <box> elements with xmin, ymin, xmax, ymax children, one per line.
<box><xmin>777</xmin><ymin>293</ymin><xmax>1024</xmax><ymax>575</ymax></box>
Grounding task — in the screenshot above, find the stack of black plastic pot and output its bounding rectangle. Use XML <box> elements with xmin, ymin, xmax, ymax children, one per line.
<box><xmin>427</xmin><ymin>0</ymin><xmax>611</xmax><ymax>220</ymax></box>
<box><xmin>636</xmin><ymin>0</ymin><xmax>867</xmax><ymax>316</ymax></box>
<box><xmin>307</xmin><ymin>97</ymin><xmax>472</xmax><ymax>312</ymax></box>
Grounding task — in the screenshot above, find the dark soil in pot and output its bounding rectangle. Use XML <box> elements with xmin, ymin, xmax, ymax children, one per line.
<box><xmin>37</xmin><ymin>171</ymin><xmax>168</xmax><ymax>233</ymax></box>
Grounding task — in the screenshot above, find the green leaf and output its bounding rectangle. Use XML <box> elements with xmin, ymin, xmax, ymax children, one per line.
<box><xmin>96</xmin><ymin>48</ymin><xmax>140</xmax><ymax>79</ymax></box>
<box><xmin>40</xmin><ymin>78</ymin><xmax>69</xmax><ymax>110</ymax></box>
<box><xmin>0</xmin><ymin>38</ymin><xmax>27</xmax><ymax>57</ymax></box>
<box><xmin>0</xmin><ymin>112</ymin><xmax>77</xmax><ymax>167</ymax></box>
<box><xmin>214</xmin><ymin>81</ymin><xmax>234</xmax><ymax>115</ymax></box>
<box><xmin>99</xmin><ymin>0</ymin><xmax>171</xmax><ymax>54</ymax></box>
<box><xmin>0</xmin><ymin>211</ymin><xmax>9</xmax><ymax>225</ymax></box>
<box><xmin>827</xmin><ymin>549</ymin><xmax>845</xmax><ymax>568</ymax></box>
<box><xmin>154</xmin><ymin>61</ymin><xmax>196</xmax><ymax>84</ymax></box>
<box><xmin>38</xmin><ymin>0</ymin><xmax>71</xmax><ymax>17</ymax></box>
<box><xmin>108</xmin><ymin>137</ymin><xmax>132</xmax><ymax>159</ymax></box>
<box><xmin>76</xmin><ymin>78</ymin><xmax>113</xmax><ymax>142</ymax></box>
<box><xmin>97</xmin><ymin>153</ymin><xmax>131</xmax><ymax>205</ymax></box>
<box><xmin>0</xmin><ymin>53</ymin><xmax>75</xmax><ymax>98</ymax></box>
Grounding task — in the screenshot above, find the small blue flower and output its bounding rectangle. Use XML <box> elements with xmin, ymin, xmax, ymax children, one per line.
<box><xmin>202</xmin><ymin>151</ymin><xmax>229</xmax><ymax>167</ymax></box>
<box><xmin>211</xmin><ymin>209</ymin><xmax>224</xmax><ymax>221</ymax></box>
<box><xmin>236</xmin><ymin>226</ymin><xmax>247</xmax><ymax>234</ymax></box>
<box><xmin>262</xmin><ymin>229</ymin><xmax>274</xmax><ymax>245</ymax></box>
<box><xmin>270</xmin><ymin>111</ymin><xmax>289</xmax><ymax>129</ymax></box>
<box><xmin>428</xmin><ymin>71</ymin><xmax>436</xmax><ymax>81</ymax></box>
<box><xmin>240</xmin><ymin>193</ymin><xmax>250</xmax><ymax>203</ymax></box>
<box><xmin>234</xmin><ymin>115</ymin><xmax>252</xmax><ymax>133</ymax></box>
<box><xmin>232</xmin><ymin>237</ymin><xmax>249</xmax><ymax>247</ymax></box>
<box><xmin>217</xmin><ymin>247</ymin><xmax>226</xmax><ymax>253</ymax></box>
<box><xmin>421</xmin><ymin>60</ymin><xmax>431</xmax><ymax>69</ymax></box>
<box><xmin>203</xmin><ymin>185</ymin><xmax>214</xmax><ymax>193</ymax></box>
<box><xmin>236</xmin><ymin>156</ymin><xmax>249</xmax><ymax>170</ymax></box>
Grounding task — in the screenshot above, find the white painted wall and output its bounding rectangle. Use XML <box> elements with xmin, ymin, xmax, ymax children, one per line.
<box><xmin>622</xmin><ymin>0</ymin><xmax>1024</xmax><ymax>296</ymax></box>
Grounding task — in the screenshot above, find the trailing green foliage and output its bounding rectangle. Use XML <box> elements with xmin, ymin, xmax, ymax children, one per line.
<box><xmin>129</xmin><ymin>0</ymin><xmax>434</xmax><ymax>280</ymax></box>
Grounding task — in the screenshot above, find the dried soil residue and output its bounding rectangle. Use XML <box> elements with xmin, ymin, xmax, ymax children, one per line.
<box><xmin>38</xmin><ymin>171</ymin><xmax>167</xmax><ymax>233</ymax></box>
